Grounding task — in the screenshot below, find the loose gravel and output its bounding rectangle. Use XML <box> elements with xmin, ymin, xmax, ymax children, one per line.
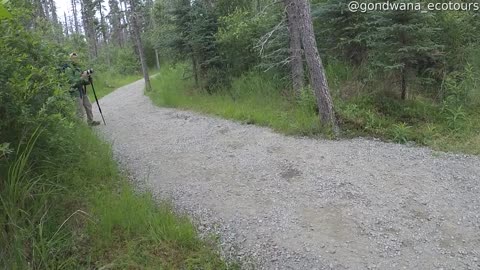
<box><xmin>94</xmin><ymin>79</ymin><xmax>480</xmax><ymax>270</ymax></box>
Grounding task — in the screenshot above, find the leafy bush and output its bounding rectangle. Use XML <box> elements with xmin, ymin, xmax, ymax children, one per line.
<box><xmin>0</xmin><ymin>13</ymin><xmax>75</xmax><ymax>152</ymax></box>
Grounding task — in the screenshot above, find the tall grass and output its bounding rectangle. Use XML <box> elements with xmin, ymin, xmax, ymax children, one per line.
<box><xmin>148</xmin><ymin>65</ymin><xmax>324</xmax><ymax>136</ymax></box>
<box><xmin>148</xmin><ymin>63</ymin><xmax>480</xmax><ymax>155</ymax></box>
<box><xmin>0</xmin><ymin>123</ymin><xmax>235</xmax><ymax>269</ymax></box>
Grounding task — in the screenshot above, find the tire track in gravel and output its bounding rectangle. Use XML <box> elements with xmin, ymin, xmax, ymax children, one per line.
<box><xmin>94</xmin><ymin>79</ymin><xmax>480</xmax><ymax>270</ymax></box>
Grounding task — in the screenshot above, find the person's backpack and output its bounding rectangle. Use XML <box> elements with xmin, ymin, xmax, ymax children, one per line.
<box><xmin>57</xmin><ymin>63</ymin><xmax>69</xmax><ymax>74</ymax></box>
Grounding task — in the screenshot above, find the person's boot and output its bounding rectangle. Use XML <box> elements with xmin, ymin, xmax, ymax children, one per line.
<box><xmin>88</xmin><ymin>120</ymin><xmax>101</xmax><ymax>126</ymax></box>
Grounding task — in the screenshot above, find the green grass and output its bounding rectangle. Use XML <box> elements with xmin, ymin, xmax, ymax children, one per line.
<box><xmin>148</xmin><ymin>64</ymin><xmax>480</xmax><ymax>155</ymax></box>
<box><xmin>1</xmin><ymin>122</ymin><xmax>235</xmax><ymax>269</ymax></box>
<box><xmin>88</xmin><ymin>71</ymin><xmax>143</xmax><ymax>100</ymax></box>
<box><xmin>148</xmin><ymin>65</ymin><xmax>324</xmax><ymax>137</ymax></box>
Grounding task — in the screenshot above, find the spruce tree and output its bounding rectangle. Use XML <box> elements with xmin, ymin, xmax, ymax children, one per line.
<box><xmin>315</xmin><ymin>0</ymin><xmax>369</xmax><ymax>65</ymax></box>
<box><xmin>368</xmin><ymin>4</ymin><xmax>442</xmax><ymax>100</ymax></box>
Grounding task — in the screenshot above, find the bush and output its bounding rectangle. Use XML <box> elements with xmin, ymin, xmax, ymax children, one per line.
<box><xmin>0</xmin><ymin>13</ymin><xmax>75</xmax><ymax>153</ymax></box>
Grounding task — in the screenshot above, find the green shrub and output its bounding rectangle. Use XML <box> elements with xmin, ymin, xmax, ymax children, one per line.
<box><xmin>0</xmin><ymin>10</ymin><xmax>75</xmax><ymax>156</ymax></box>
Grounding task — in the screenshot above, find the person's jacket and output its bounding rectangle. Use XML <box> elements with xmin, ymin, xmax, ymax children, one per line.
<box><xmin>64</xmin><ymin>61</ymin><xmax>89</xmax><ymax>97</ymax></box>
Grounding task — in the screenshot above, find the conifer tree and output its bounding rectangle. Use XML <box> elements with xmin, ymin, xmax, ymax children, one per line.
<box><xmin>369</xmin><ymin>5</ymin><xmax>442</xmax><ymax>99</ymax></box>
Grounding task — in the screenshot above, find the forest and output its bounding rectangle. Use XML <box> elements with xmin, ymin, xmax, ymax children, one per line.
<box><xmin>1</xmin><ymin>0</ymin><xmax>479</xmax><ymax>268</ymax></box>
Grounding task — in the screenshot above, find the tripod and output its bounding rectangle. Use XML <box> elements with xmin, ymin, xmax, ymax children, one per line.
<box><xmin>88</xmin><ymin>77</ymin><xmax>106</xmax><ymax>125</ymax></box>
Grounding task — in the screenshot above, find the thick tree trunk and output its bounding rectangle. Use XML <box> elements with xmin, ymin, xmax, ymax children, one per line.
<box><xmin>295</xmin><ymin>0</ymin><xmax>337</xmax><ymax>131</ymax></box>
<box><xmin>129</xmin><ymin>0</ymin><xmax>151</xmax><ymax>92</ymax></box>
<box><xmin>284</xmin><ymin>0</ymin><xmax>304</xmax><ymax>96</ymax></box>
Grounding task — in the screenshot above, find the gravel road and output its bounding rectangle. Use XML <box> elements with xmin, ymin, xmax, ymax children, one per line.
<box><xmin>94</xmin><ymin>79</ymin><xmax>480</xmax><ymax>270</ymax></box>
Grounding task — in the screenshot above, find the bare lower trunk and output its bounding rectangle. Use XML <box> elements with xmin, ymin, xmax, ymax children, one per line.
<box><xmin>192</xmin><ymin>55</ymin><xmax>199</xmax><ymax>87</ymax></box>
<box><xmin>284</xmin><ymin>0</ymin><xmax>304</xmax><ymax>96</ymax></box>
<box><xmin>155</xmin><ymin>49</ymin><xmax>160</xmax><ymax>70</ymax></box>
<box><xmin>64</xmin><ymin>12</ymin><xmax>69</xmax><ymax>36</ymax></box>
<box><xmin>49</xmin><ymin>0</ymin><xmax>58</xmax><ymax>23</ymax></box>
<box><xmin>295</xmin><ymin>0</ymin><xmax>337</xmax><ymax>131</ymax></box>
<box><xmin>72</xmin><ymin>0</ymin><xmax>79</xmax><ymax>33</ymax></box>
<box><xmin>98</xmin><ymin>1</ymin><xmax>107</xmax><ymax>44</ymax></box>
<box><xmin>401</xmin><ymin>68</ymin><xmax>407</xmax><ymax>100</ymax></box>
<box><xmin>121</xmin><ymin>0</ymin><xmax>130</xmax><ymax>41</ymax></box>
<box><xmin>129</xmin><ymin>0</ymin><xmax>151</xmax><ymax>91</ymax></box>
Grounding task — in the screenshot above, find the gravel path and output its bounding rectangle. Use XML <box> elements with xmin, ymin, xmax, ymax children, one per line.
<box><xmin>94</xmin><ymin>79</ymin><xmax>480</xmax><ymax>270</ymax></box>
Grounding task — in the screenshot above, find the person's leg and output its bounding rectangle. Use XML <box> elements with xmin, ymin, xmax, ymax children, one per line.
<box><xmin>82</xmin><ymin>94</ymin><xmax>94</xmax><ymax>124</ymax></box>
<box><xmin>76</xmin><ymin>96</ymin><xmax>85</xmax><ymax>120</ymax></box>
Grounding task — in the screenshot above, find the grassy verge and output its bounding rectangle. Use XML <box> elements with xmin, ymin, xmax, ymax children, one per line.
<box><xmin>148</xmin><ymin>64</ymin><xmax>480</xmax><ymax>155</ymax></box>
<box><xmin>1</xmin><ymin>123</ymin><xmax>234</xmax><ymax>269</ymax></box>
<box><xmin>147</xmin><ymin>65</ymin><xmax>323</xmax><ymax>136</ymax></box>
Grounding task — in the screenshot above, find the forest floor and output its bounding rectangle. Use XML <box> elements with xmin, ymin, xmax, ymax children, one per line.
<box><xmin>94</xmin><ymin>79</ymin><xmax>480</xmax><ymax>269</ymax></box>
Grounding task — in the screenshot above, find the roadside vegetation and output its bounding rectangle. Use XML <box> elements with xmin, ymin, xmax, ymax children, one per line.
<box><xmin>146</xmin><ymin>0</ymin><xmax>480</xmax><ymax>155</ymax></box>
<box><xmin>1</xmin><ymin>2</ymin><xmax>232</xmax><ymax>269</ymax></box>
<box><xmin>149</xmin><ymin>60</ymin><xmax>480</xmax><ymax>154</ymax></box>
<box><xmin>1</xmin><ymin>125</ymin><xmax>234</xmax><ymax>269</ymax></box>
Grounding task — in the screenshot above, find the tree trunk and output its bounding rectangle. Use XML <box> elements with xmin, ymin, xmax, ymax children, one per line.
<box><xmin>108</xmin><ymin>0</ymin><xmax>123</xmax><ymax>47</ymax></box>
<box><xmin>34</xmin><ymin>0</ymin><xmax>46</xmax><ymax>20</ymax></box>
<box><xmin>295</xmin><ymin>0</ymin><xmax>337</xmax><ymax>131</ymax></box>
<box><xmin>401</xmin><ymin>67</ymin><xmax>407</xmax><ymax>100</ymax></box>
<box><xmin>284</xmin><ymin>0</ymin><xmax>304</xmax><ymax>96</ymax></box>
<box><xmin>155</xmin><ymin>49</ymin><xmax>160</xmax><ymax>70</ymax></box>
<box><xmin>64</xmin><ymin>12</ymin><xmax>69</xmax><ymax>36</ymax></box>
<box><xmin>121</xmin><ymin>0</ymin><xmax>130</xmax><ymax>41</ymax></box>
<box><xmin>72</xmin><ymin>0</ymin><xmax>80</xmax><ymax>33</ymax></box>
<box><xmin>81</xmin><ymin>0</ymin><xmax>98</xmax><ymax>58</ymax></box>
<box><xmin>129</xmin><ymin>0</ymin><xmax>151</xmax><ymax>91</ymax></box>
<box><xmin>68</xmin><ymin>16</ymin><xmax>74</xmax><ymax>35</ymax></box>
<box><xmin>49</xmin><ymin>0</ymin><xmax>58</xmax><ymax>23</ymax></box>
<box><xmin>192</xmin><ymin>54</ymin><xmax>199</xmax><ymax>87</ymax></box>
<box><xmin>97</xmin><ymin>0</ymin><xmax>108</xmax><ymax>44</ymax></box>
<box><xmin>41</xmin><ymin>0</ymin><xmax>50</xmax><ymax>19</ymax></box>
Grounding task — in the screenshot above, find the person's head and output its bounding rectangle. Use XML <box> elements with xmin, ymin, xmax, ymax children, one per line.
<box><xmin>69</xmin><ymin>52</ymin><xmax>79</xmax><ymax>63</ymax></box>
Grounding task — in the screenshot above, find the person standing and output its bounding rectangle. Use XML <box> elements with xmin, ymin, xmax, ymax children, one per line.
<box><xmin>65</xmin><ymin>52</ymin><xmax>100</xmax><ymax>126</ymax></box>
